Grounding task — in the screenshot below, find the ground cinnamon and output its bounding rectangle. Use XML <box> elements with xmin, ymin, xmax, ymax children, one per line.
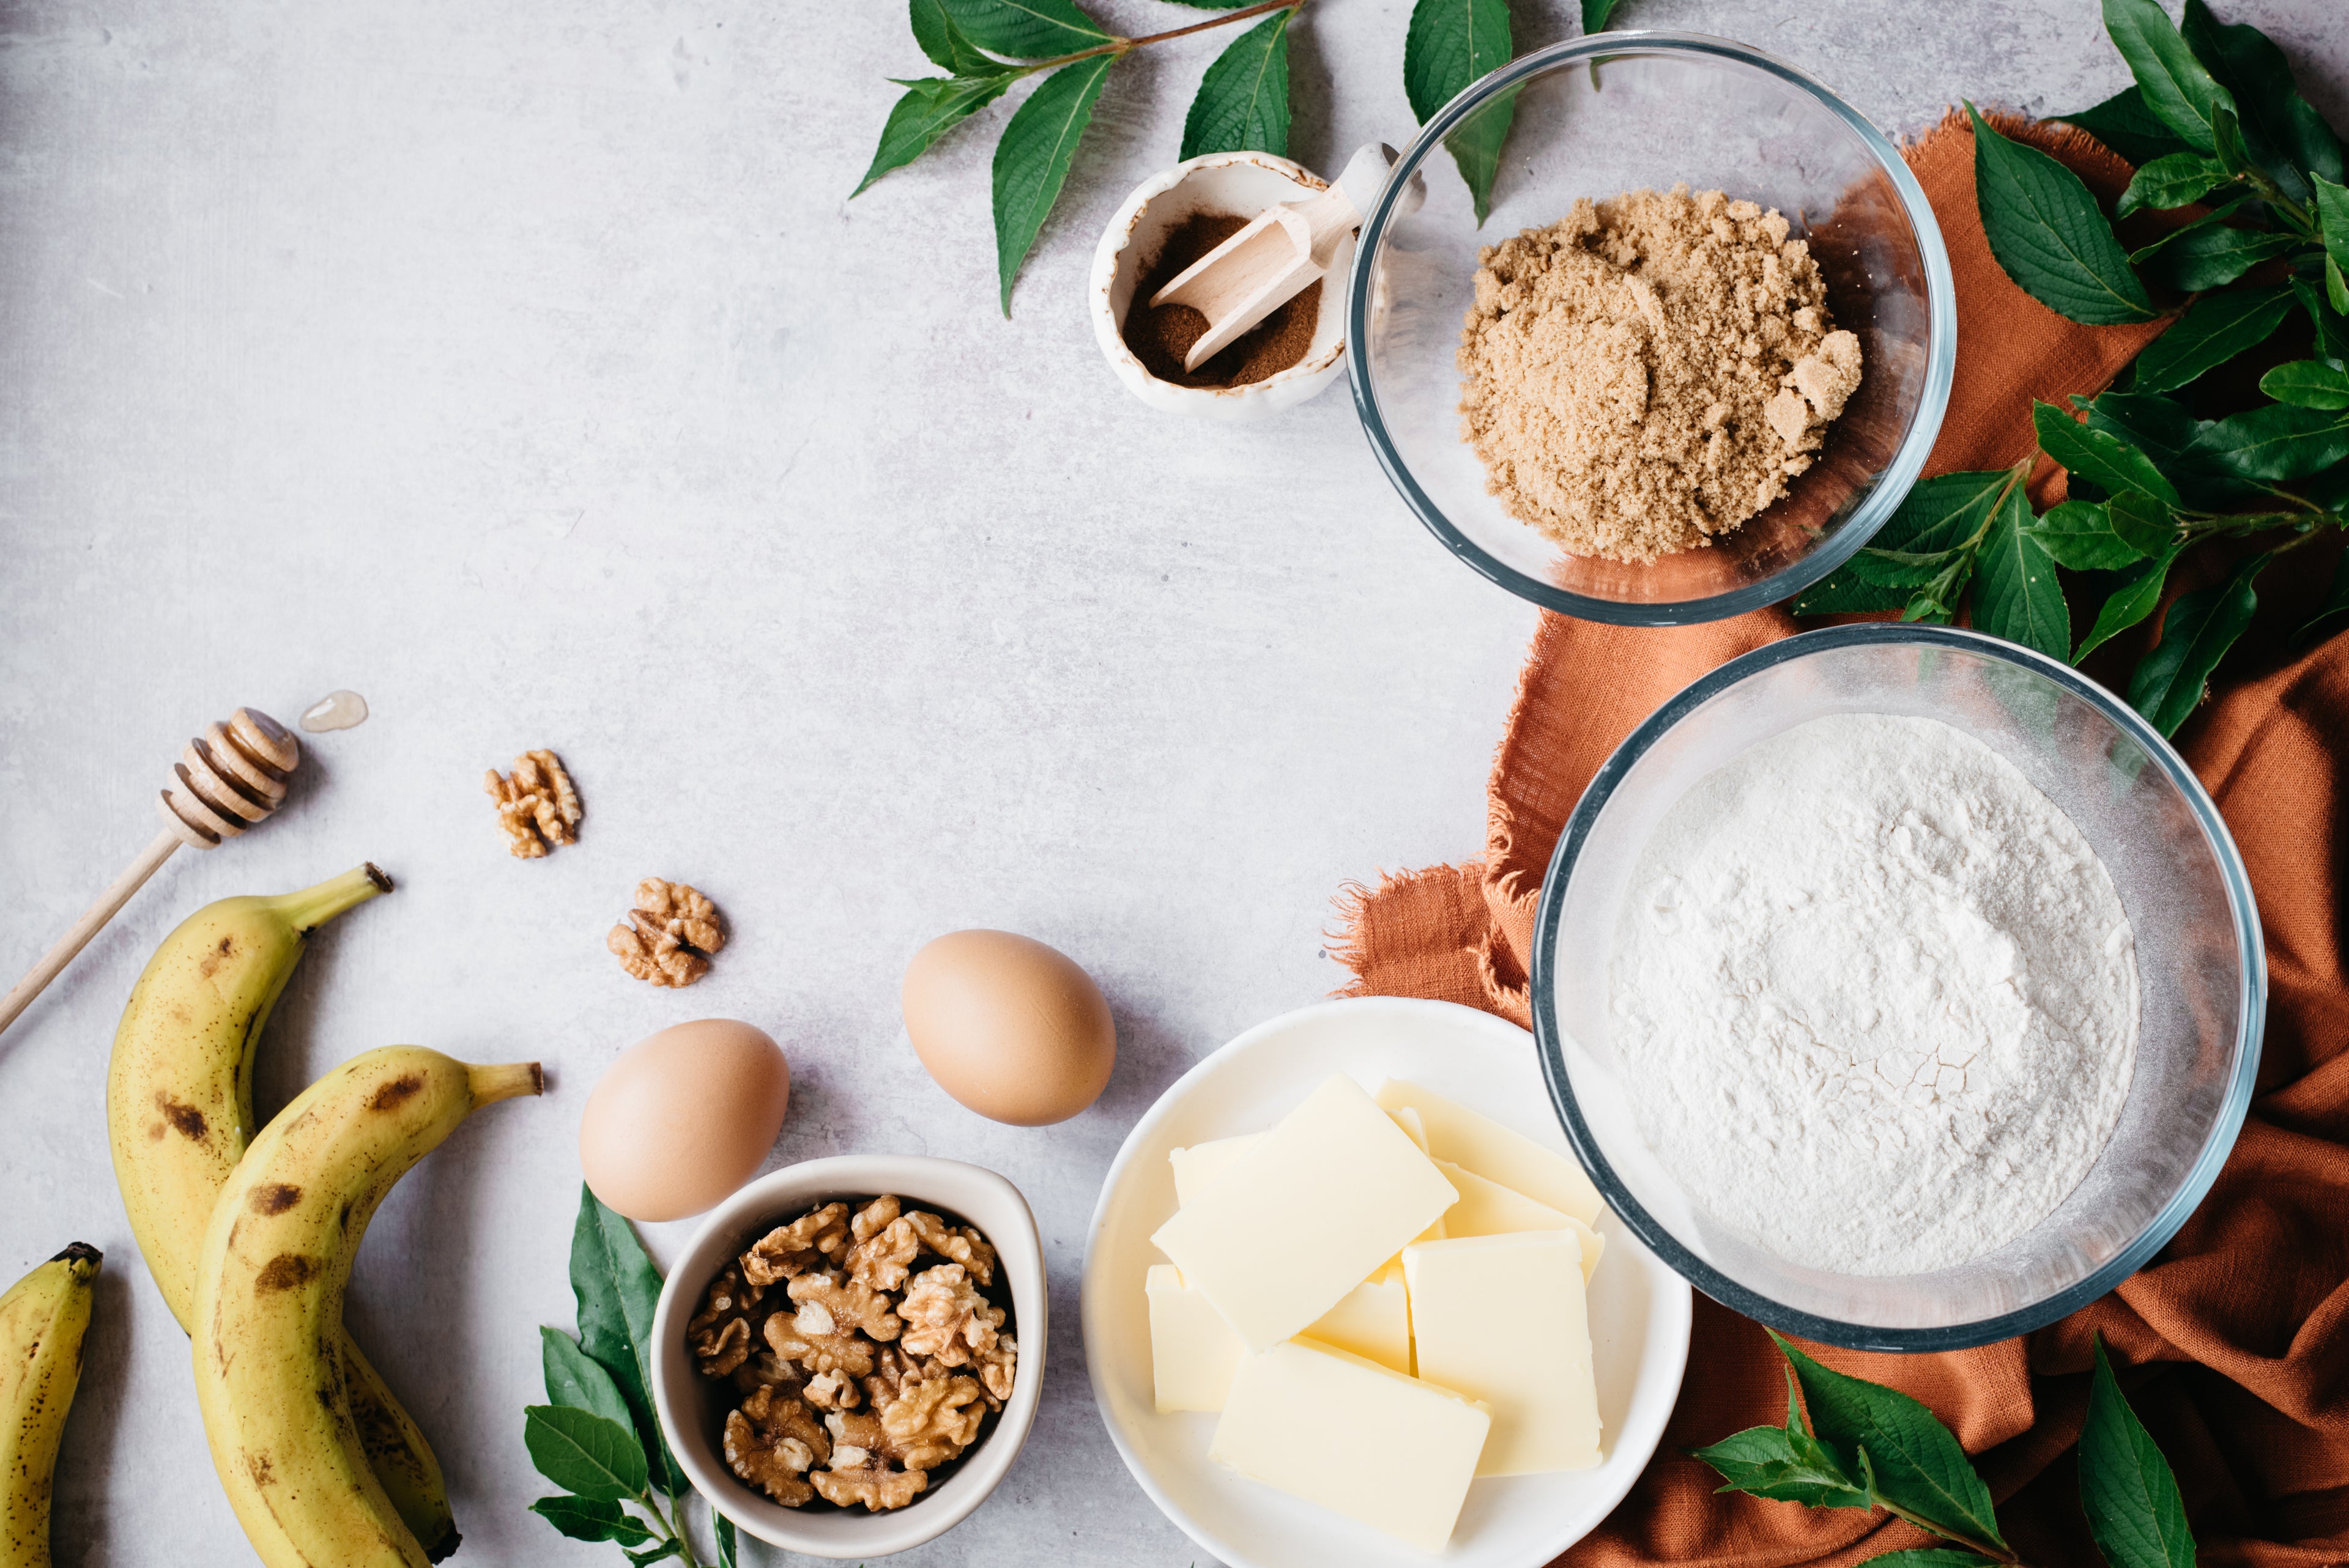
<box><xmin>1122</xmin><ymin>212</ymin><xmax>1321</xmax><ymax>390</ymax></box>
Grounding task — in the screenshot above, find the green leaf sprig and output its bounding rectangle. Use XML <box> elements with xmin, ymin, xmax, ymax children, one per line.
<box><xmin>857</xmin><ymin>0</ymin><xmax>1314</xmax><ymax>314</ymax></box>
<box><xmin>1693</xmin><ymin>1331</ymin><xmax>2194</xmax><ymax>1568</ymax></box>
<box><xmin>1802</xmin><ymin>0</ymin><xmax>2348</xmax><ymax>733</ymax></box>
<box><xmin>1401</xmin><ymin>0</ymin><xmax>1631</xmax><ymax>224</ymax></box>
<box><xmin>527</xmin><ymin>1186</ymin><xmax>733</xmax><ymax>1567</ymax></box>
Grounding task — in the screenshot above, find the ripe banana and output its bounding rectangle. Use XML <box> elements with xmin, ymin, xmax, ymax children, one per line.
<box><xmin>194</xmin><ymin>1046</ymin><xmax>541</xmax><ymax>1568</ymax></box>
<box><xmin>1</xmin><ymin>1244</ymin><xmax>100</xmax><ymax>1568</ymax></box>
<box><xmin>105</xmin><ymin>865</ymin><xmax>459</xmax><ymax>1559</ymax></box>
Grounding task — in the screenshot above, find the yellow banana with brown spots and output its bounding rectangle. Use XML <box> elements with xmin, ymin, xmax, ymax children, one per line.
<box><xmin>193</xmin><ymin>1047</ymin><xmax>541</xmax><ymax>1568</ymax></box>
<box><xmin>104</xmin><ymin>867</ymin><xmax>461</xmax><ymax>1559</ymax></box>
<box><xmin>1</xmin><ymin>1244</ymin><xmax>100</xmax><ymax>1568</ymax></box>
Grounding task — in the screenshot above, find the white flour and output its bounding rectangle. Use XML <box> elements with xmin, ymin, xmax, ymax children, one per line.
<box><xmin>1609</xmin><ymin>713</ymin><xmax>2139</xmax><ymax>1276</ymax></box>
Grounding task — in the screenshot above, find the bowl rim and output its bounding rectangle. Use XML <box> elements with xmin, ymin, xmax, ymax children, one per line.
<box><xmin>1345</xmin><ymin>31</ymin><xmax>1958</xmax><ymax>626</ymax></box>
<box><xmin>647</xmin><ymin>1154</ymin><xmax>1047</xmax><ymax>1558</ymax></box>
<box><xmin>1526</xmin><ymin>623</ymin><xmax>2268</xmax><ymax>1350</ymax></box>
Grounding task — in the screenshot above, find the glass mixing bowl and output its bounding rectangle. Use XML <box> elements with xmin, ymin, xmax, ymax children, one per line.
<box><xmin>1348</xmin><ymin>35</ymin><xmax>1955</xmax><ymax>624</ymax></box>
<box><xmin>1530</xmin><ymin>627</ymin><xmax>2264</xmax><ymax>1350</ymax></box>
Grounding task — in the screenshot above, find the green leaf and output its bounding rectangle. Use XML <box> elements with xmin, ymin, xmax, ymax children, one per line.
<box><xmin>1690</xmin><ymin>1424</ymin><xmax>1874</xmax><ymax>1509</ymax></box>
<box><xmin>2209</xmin><ymin>103</ymin><xmax>2252</xmax><ymax>179</ymax></box>
<box><xmin>1846</xmin><ymin>547</ymin><xmax>1972</xmax><ymax>589</ymax></box>
<box><xmin>2286</xmin><ymin>99</ymin><xmax>2347</xmax><ymax>188</ymax></box>
<box><xmin>910</xmin><ymin>0</ymin><xmax>1018</xmax><ymax>75</ymax></box>
<box><xmin>936</xmin><ymin>0</ymin><xmax>1109</xmax><ymax>57</ymax></box>
<box><xmin>2056</xmin><ymin>87</ymin><xmax>2194</xmax><ymax>166</ymax></box>
<box><xmin>2079</xmin><ymin>390</ymin><xmax>2263</xmax><ymax>508</ymax></box>
<box><xmin>2136</xmin><ymin>221</ymin><xmax>2299</xmax><ymax>293</ymax></box>
<box><xmin>1968</xmin><ymin>103</ymin><xmax>2157</xmax><ymax>324</ymax></box>
<box><xmin>2107</xmin><ymin>490</ymin><xmax>2178</xmax><ymax>555</ymax></box>
<box><xmin>2035</xmin><ymin>401</ymin><xmax>2182</xmax><ymax>504</ymax></box>
<box><xmin>2079</xmin><ymin>1336</ymin><xmax>2198</xmax><ymax>1568</ymax></box>
<box><xmin>2102</xmin><ymin>0</ymin><xmax>2236</xmax><ymax>153</ymax></box>
<box><xmin>2131</xmin><ymin>551</ymin><xmax>2268</xmax><ymax>733</ymax></box>
<box><xmin>626</xmin><ymin>1542</ymin><xmax>686</xmax><ymax>1568</ymax></box>
<box><xmin>1773</xmin><ymin>1333</ymin><xmax>2008</xmax><ymax>1556</ymax></box>
<box><xmin>524</xmin><ymin>1406</ymin><xmax>651</xmax><ymax>1504</ymax></box>
<box><xmin>1975</xmin><ymin>484</ymin><xmax>2072</xmax><ymax>660</ymax></box>
<box><xmin>1904</xmin><ymin>549</ymin><xmax>1981</xmax><ymax>624</ymax></box>
<box><xmin>2293</xmin><ymin>552</ymin><xmax>2349</xmax><ymax>649</ymax></box>
<box><xmin>570</xmin><ymin>1186</ymin><xmax>681</xmax><ymax>1496</ymax></box>
<box><xmin>2331</xmin><ymin>254</ymin><xmax>2349</xmax><ymax>316</ymax></box>
<box><xmin>2027</xmin><ymin>500</ymin><xmax>2145</xmax><ymax>569</ymax></box>
<box><xmin>2262</xmin><ymin>359</ymin><xmax>2349</xmax><ymax>409</ymax></box>
<box><xmin>528</xmin><ymin>1495</ymin><xmax>656</xmax><ymax>1546</ymax></box>
<box><xmin>542</xmin><ymin>1326</ymin><xmax>637</xmax><ymax>1434</ymax></box>
<box><xmin>1181</xmin><ymin>10</ymin><xmax>1291</xmax><ymax>160</ymax></box>
<box><xmin>2076</xmin><ymin>543</ymin><xmax>2183</xmax><ymax>662</ymax></box>
<box><xmin>1876</xmin><ymin>470</ymin><xmax>2017</xmax><ymax>553</ymax></box>
<box><xmin>716</xmin><ymin>1514</ymin><xmax>739</xmax><ymax>1568</ymax></box>
<box><xmin>1406</xmin><ymin>0</ymin><xmax>1515</xmax><ymax>223</ymax></box>
<box><xmin>2291</xmin><ymin>275</ymin><xmax>2349</xmax><ymax>366</ymax></box>
<box><xmin>854</xmin><ymin>75</ymin><xmax>1014</xmax><ymax>198</ymax></box>
<box><xmin>2188</xmin><ymin>402</ymin><xmax>2349</xmax><ymax>481</ymax></box>
<box><xmin>2129</xmin><ymin>283</ymin><xmax>2294</xmax><ymax>394</ymax></box>
<box><xmin>1582</xmin><ymin>0</ymin><xmax>1623</xmax><ymax>29</ymax></box>
<box><xmin>2317</xmin><ymin>175</ymin><xmax>2349</xmax><ymax>278</ymax></box>
<box><xmin>2117</xmin><ymin>151</ymin><xmax>2229</xmax><ymax>217</ymax></box>
<box><xmin>991</xmin><ymin>53</ymin><xmax>1115</xmax><ymax>316</ymax></box>
<box><xmin>1857</xmin><ymin>1553</ymin><xmax>2005</xmax><ymax>1568</ymax></box>
<box><xmin>2181</xmin><ymin>0</ymin><xmax>2339</xmax><ymax>193</ymax></box>
<box><xmin>1790</xmin><ymin>567</ymin><xmax>1912</xmax><ymax>614</ymax></box>
<box><xmin>1159</xmin><ymin>0</ymin><xmax>1260</xmax><ymax>7</ymax></box>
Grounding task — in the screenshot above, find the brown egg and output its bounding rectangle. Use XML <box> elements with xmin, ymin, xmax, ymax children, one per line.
<box><xmin>579</xmin><ymin>1019</ymin><xmax>791</xmax><ymax>1222</ymax></box>
<box><xmin>902</xmin><ymin>929</ymin><xmax>1116</xmax><ymax>1125</ymax></box>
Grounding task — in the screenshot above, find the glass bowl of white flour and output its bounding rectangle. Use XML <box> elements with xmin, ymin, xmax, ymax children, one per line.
<box><xmin>1531</xmin><ymin>624</ymin><xmax>2263</xmax><ymax>1351</ymax></box>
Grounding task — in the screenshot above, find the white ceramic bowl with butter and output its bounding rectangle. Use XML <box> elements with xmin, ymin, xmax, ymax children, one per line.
<box><xmin>1082</xmin><ymin>996</ymin><xmax>1693</xmax><ymax>1568</ymax></box>
<box><xmin>1091</xmin><ymin>150</ymin><xmax>1351</xmax><ymax>419</ymax></box>
<box><xmin>649</xmin><ymin>1155</ymin><xmax>1046</xmax><ymax>1559</ymax></box>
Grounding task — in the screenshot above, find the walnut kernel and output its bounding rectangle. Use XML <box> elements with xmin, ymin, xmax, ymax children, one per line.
<box><xmin>483</xmin><ymin>749</ymin><xmax>582</xmax><ymax>858</ymax></box>
<box><xmin>724</xmin><ymin>1384</ymin><xmax>830</xmax><ymax>1507</ymax></box>
<box><xmin>742</xmin><ymin>1204</ymin><xmax>850</xmax><ymax>1287</ymax></box>
<box><xmin>608</xmin><ymin>878</ymin><xmax>724</xmax><ymax>987</ymax></box>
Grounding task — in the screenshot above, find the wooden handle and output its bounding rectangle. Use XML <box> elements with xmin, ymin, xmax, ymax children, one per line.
<box><xmin>0</xmin><ymin>706</ymin><xmax>302</xmax><ymax>1039</ymax></box>
<box><xmin>0</xmin><ymin>829</ymin><xmax>181</xmax><ymax>1035</ymax></box>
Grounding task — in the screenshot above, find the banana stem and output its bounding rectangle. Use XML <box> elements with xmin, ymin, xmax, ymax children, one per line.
<box><xmin>467</xmin><ymin>1061</ymin><xmax>545</xmax><ymax>1105</ymax></box>
<box><xmin>275</xmin><ymin>862</ymin><xmax>395</xmax><ymax>933</ymax></box>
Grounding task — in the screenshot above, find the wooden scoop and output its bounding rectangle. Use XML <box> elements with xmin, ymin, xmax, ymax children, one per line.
<box><xmin>1151</xmin><ymin>143</ymin><xmax>1425</xmax><ymax>372</ymax></box>
<box><xmin>0</xmin><ymin>709</ymin><xmax>302</xmax><ymax>1036</ymax></box>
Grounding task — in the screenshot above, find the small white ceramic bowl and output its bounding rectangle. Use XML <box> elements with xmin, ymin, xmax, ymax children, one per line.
<box><xmin>1091</xmin><ymin>150</ymin><xmax>1350</xmax><ymax>420</ymax></box>
<box><xmin>648</xmin><ymin>1155</ymin><xmax>1047</xmax><ymax>1559</ymax></box>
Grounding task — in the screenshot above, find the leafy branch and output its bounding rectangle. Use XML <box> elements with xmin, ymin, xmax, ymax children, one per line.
<box><xmin>859</xmin><ymin>0</ymin><xmax>1641</xmax><ymax>312</ymax></box>
<box><xmin>1802</xmin><ymin>0</ymin><xmax>2349</xmax><ymax>733</ymax></box>
<box><xmin>857</xmin><ymin>0</ymin><xmax>1312</xmax><ymax>314</ymax></box>
<box><xmin>1693</xmin><ymin>1332</ymin><xmax>2194</xmax><ymax>1568</ymax></box>
<box><xmin>525</xmin><ymin>1187</ymin><xmax>737</xmax><ymax>1568</ymax></box>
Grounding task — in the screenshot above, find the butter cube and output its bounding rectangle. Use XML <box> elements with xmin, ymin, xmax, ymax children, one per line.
<box><xmin>1302</xmin><ymin>1260</ymin><xmax>1410</xmax><ymax>1373</ymax></box>
<box><xmin>1403</xmin><ymin>1231</ymin><xmax>1600</xmax><ymax>1475</ymax></box>
<box><xmin>1169</xmin><ymin>1134</ymin><xmax>1261</xmax><ymax>1207</ymax></box>
<box><xmin>1375</xmin><ymin>1078</ymin><xmax>1603</xmax><ymax>1226</ymax></box>
<box><xmin>1153</xmin><ymin>1075</ymin><xmax>1457</xmax><ymax>1352</ymax></box>
<box><xmin>1211</xmin><ymin>1338</ymin><xmax>1489</xmax><ymax>1553</ymax></box>
<box><xmin>1433</xmin><ymin>1157</ymin><xmax>1605</xmax><ymax>1288</ymax></box>
<box><xmin>1146</xmin><ymin>1265</ymin><xmax>1244</xmax><ymax>1413</ymax></box>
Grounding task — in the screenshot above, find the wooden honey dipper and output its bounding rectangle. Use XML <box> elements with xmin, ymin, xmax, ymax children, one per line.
<box><xmin>0</xmin><ymin>709</ymin><xmax>302</xmax><ymax>1036</ymax></box>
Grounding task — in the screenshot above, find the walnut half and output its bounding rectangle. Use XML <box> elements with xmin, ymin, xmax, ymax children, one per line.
<box><xmin>609</xmin><ymin>878</ymin><xmax>724</xmax><ymax>987</ymax></box>
<box><xmin>724</xmin><ymin>1384</ymin><xmax>831</xmax><ymax>1507</ymax></box>
<box><xmin>483</xmin><ymin>749</ymin><xmax>582</xmax><ymax>858</ymax></box>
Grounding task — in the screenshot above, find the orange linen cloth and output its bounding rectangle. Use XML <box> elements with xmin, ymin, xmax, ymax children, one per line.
<box><xmin>1330</xmin><ymin>114</ymin><xmax>2349</xmax><ymax>1565</ymax></box>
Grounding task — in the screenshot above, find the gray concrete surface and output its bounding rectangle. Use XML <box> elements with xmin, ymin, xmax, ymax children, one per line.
<box><xmin>1</xmin><ymin>1</ymin><xmax>2340</xmax><ymax>1564</ymax></box>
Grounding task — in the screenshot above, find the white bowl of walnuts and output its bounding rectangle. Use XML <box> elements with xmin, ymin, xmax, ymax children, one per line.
<box><xmin>649</xmin><ymin>1155</ymin><xmax>1046</xmax><ymax>1559</ymax></box>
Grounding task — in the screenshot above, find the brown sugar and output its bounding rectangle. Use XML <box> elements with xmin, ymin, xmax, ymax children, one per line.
<box><xmin>1457</xmin><ymin>186</ymin><xmax>1863</xmax><ymax>563</ymax></box>
<box><xmin>1123</xmin><ymin>212</ymin><xmax>1321</xmax><ymax>390</ymax></box>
